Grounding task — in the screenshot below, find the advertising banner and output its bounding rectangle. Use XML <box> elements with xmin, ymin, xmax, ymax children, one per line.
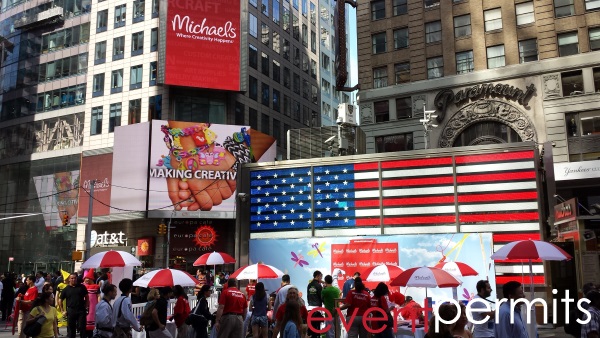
<box><xmin>148</xmin><ymin>120</ymin><xmax>276</xmax><ymax>218</ymax></box>
<box><xmin>250</xmin><ymin>233</ymin><xmax>495</xmax><ymax>306</ymax></box>
<box><xmin>33</xmin><ymin>171</ymin><xmax>79</xmax><ymax>230</ymax></box>
<box><xmin>169</xmin><ymin>219</ymin><xmax>235</xmax><ymax>260</ymax></box>
<box><xmin>79</xmin><ymin>153</ymin><xmax>113</xmax><ymax>217</ymax></box>
<box><xmin>137</xmin><ymin>237</ymin><xmax>155</xmax><ymax>256</ymax></box>
<box><xmin>164</xmin><ymin>0</ymin><xmax>241</xmax><ymax>90</ymax></box>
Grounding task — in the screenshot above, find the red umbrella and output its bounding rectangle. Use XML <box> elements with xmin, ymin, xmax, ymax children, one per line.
<box><xmin>193</xmin><ymin>252</ymin><xmax>236</xmax><ymax>266</ymax></box>
<box><xmin>230</xmin><ymin>263</ymin><xmax>284</xmax><ymax>280</ymax></box>
<box><xmin>390</xmin><ymin>267</ymin><xmax>461</xmax><ymax>288</ymax></box>
<box><xmin>132</xmin><ymin>269</ymin><xmax>200</xmax><ymax>287</ymax></box>
<box><xmin>363</xmin><ymin>264</ymin><xmax>405</xmax><ymax>282</ymax></box>
<box><xmin>434</xmin><ymin>261</ymin><xmax>478</xmax><ymax>277</ymax></box>
<box><xmin>81</xmin><ymin>250</ymin><xmax>141</xmax><ymax>268</ymax></box>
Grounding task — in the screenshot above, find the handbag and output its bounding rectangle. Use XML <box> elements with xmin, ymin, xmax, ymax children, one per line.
<box><xmin>185</xmin><ymin>301</ymin><xmax>208</xmax><ymax>329</ymax></box>
<box><xmin>139</xmin><ymin>301</ymin><xmax>157</xmax><ymax>327</ymax></box>
<box><xmin>23</xmin><ymin>307</ymin><xmax>47</xmax><ymax>337</ymax></box>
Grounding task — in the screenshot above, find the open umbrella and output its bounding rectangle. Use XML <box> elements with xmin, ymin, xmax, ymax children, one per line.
<box><xmin>434</xmin><ymin>261</ymin><xmax>478</xmax><ymax>300</ymax></box>
<box><xmin>390</xmin><ymin>266</ymin><xmax>461</xmax><ymax>299</ymax></box>
<box><xmin>193</xmin><ymin>252</ymin><xmax>236</xmax><ymax>266</ymax></box>
<box><xmin>363</xmin><ymin>264</ymin><xmax>405</xmax><ymax>282</ymax></box>
<box><xmin>133</xmin><ymin>268</ymin><xmax>199</xmax><ymax>287</ymax></box>
<box><xmin>230</xmin><ymin>263</ymin><xmax>284</xmax><ymax>280</ymax></box>
<box><xmin>81</xmin><ymin>250</ymin><xmax>141</xmax><ymax>268</ymax></box>
<box><xmin>491</xmin><ymin>240</ymin><xmax>572</xmax><ymax>338</ymax></box>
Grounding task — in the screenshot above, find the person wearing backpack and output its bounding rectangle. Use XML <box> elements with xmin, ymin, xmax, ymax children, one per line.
<box><xmin>582</xmin><ymin>290</ymin><xmax>600</xmax><ymax>338</ymax></box>
<box><xmin>26</xmin><ymin>292</ymin><xmax>58</xmax><ymax>338</ymax></box>
<box><xmin>94</xmin><ymin>283</ymin><xmax>117</xmax><ymax>338</ymax></box>
<box><xmin>113</xmin><ymin>279</ymin><xmax>142</xmax><ymax>338</ymax></box>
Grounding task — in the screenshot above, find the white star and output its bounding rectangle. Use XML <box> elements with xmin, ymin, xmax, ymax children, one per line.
<box><xmin>300</xmin><ymin>214</ymin><xmax>304</xmax><ymax>218</ymax></box>
<box><xmin>291</xmin><ymin>196</ymin><xmax>295</xmax><ymax>201</ymax></box>
<box><xmin>274</xmin><ymin>173</ymin><xmax>278</xmax><ymax>178</ymax></box>
<box><xmin>344</xmin><ymin>193</ymin><xmax>348</xmax><ymax>198</ymax></box>
<box><xmin>317</xmin><ymin>189</ymin><xmax>321</xmax><ymax>193</ymax></box>
<box><xmin>282</xmin><ymin>179</ymin><xmax>286</xmax><ymax>183</ymax></box>
<box><xmin>308</xmin><ymin>219</ymin><xmax>312</xmax><ymax>224</ymax></box>
<box><xmin>257</xmin><ymin>210</ymin><xmax>261</xmax><ymax>215</ymax></box>
<box><xmin>334</xmin><ymin>187</ymin><xmax>339</xmax><ymax>192</ymax></box>
<box><xmin>326</xmin><ymin>219</ymin><xmax>331</xmax><ymax>223</ymax></box>
<box><xmin>343</xmin><ymin>181</ymin><xmax>348</xmax><ymax>185</ymax></box>
<box><xmin>291</xmin><ymin>209</ymin><xmax>295</xmax><ymax>213</ymax></box>
<box><xmin>257</xmin><ymin>186</ymin><xmax>261</xmax><ymax>191</ymax></box>
<box><xmin>307</xmin><ymin>183</ymin><xmax>311</xmax><ymax>187</ymax></box>
<box><xmin>298</xmin><ymin>190</ymin><xmax>303</xmax><ymax>194</ymax></box>
<box><xmin>274</xmin><ymin>185</ymin><xmax>278</xmax><ymax>190</ymax></box>
<box><xmin>335</xmin><ymin>212</ymin><xmax>339</xmax><ymax>217</ymax></box>
<box><xmin>265</xmin><ymin>203</ymin><xmax>270</xmax><ymax>208</ymax></box>
<box><xmin>307</xmin><ymin>171</ymin><xmax>311</xmax><ymax>176</ymax></box>
<box><xmin>282</xmin><ymin>203</ymin><xmax>287</xmax><ymax>207</ymax></box>
<box><xmin>291</xmin><ymin>220</ymin><xmax>295</xmax><ymax>225</ymax></box>
<box><xmin>291</xmin><ymin>172</ymin><xmax>295</xmax><ymax>177</ymax></box>
<box><xmin>316</xmin><ymin>176</ymin><xmax>321</xmax><ymax>181</ymax></box>
<box><xmin>308</xmin><ymin>195</ymin><xmax>311</xmax><ymax>200</ymax></box>
<box><xmin>283</xmin><ymin>215</ymin><xmax>287</xmax><ymax>219</ymax></box>
<box><xmin>282</xmin><ymin>191</ymin><xmax>287</xmax><ymax>195</ymax></box>
<box><xmin>334</xmin><ymin>175</ymin><xmax>338</xmax><ymax>180</ymax></box>
<box><xmin>257</xmin><ymin>222</ymin><xmax>261</xmax><ymax>226</ymax></box>
<box><xmin>326</xmin><ymin>207</ymin><xmax>330</xmax><ymax>211</ymax></box>
<box><xmin>335</xmin><ymin>200</ymin><xmax>339</xmax><ymax>204</ymax></box>
<box><xmin>344</xmin><ymin>206</ymin><xmax>348</xmax><ymax>211</ymax></box>
<box><xmin>290</xmin><ymin>184</ymin><xmax>295</xmax><ymax>189</ymax></box>
<box><xmin>265</xmin><ymin>192</ymin><xmax>270</xmax><ymax>196</ymax></box>
<box><xmin>273</xmin><ymin>209</ymin><xmax>278</xmax><ymax>214</ymax></box>
<box><xmin>257</xmin><ymin>198</ymin><xmax>261</xmax><ymax>203</ymax></box>
<box><xmin>265</xmin><ymin>216</ymin><xmax>270</xmax><ymax>220</ymax></box>
<box><xmin>265</xmin><ymin>180</ymin><xmax>270</xmax><ymax>184</ymax></box>
<box><xmin>344</xmin><ymin>218</ymin><xmax>349</xmax><ymax>223</ymax></box>
<box><xmin>308</xmin><ymin>208</ymin><xmax>312</xmax><ymax>212</ymax></box>
<box><xmin>325</xmin><ymin>170</ymin><xmax>330</xmax><ymax>174</ymax></box>
<box><xmin>258</xmin><ymin>175</ymin><xmax>262</xmax><ymax>179</ymax></box>
<box><xmin>326</xmin><ymin>194</ymin><xmax>330</xmax><ymax>199</ymax></box>
<box><xmin>299</xmin><ymin>178</ymin><xmax>303</xmax><ymax>182</ymax></box>
<box><xmin>275</xmin><ymin>197</ymin><xmax>280</xmax><ymax>202</ymax></box>
<box><xmin>343</xmin><ymin>168</ymin><xmax>347</xmax><ymax>173</ymax></box>
<box><xmin>317</xmin><ymin>213</ymin><xmax>322</xmax><ymax>218</ymax></box>
<box><xmin>299</xmin><ymin>202</ymin><xmax>303</xmax><ymax>206</ymax></box>
<box><xmin>274</xmin><ymin>221</ymin><xmax>278</xmax><ymax>226</ymax></box>
<box><xmin>325</xmin><ymin>182</ymin><xmax>330</xmax><ymax>187</ymax></box>
<box><xmin>317</xmin><ymin>201</ymin><xmax>322</xmax><ymax>205</ymax></box>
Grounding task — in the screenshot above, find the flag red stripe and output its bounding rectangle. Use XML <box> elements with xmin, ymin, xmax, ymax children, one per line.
<box><xmin>456</xmin><ymin>171</ymin><xmax>536</xmax><ymax>183</ymax></box>
<box><xmin>381</xmin><ymin>157</ymin><xmax>453</xmax><ymax>169</ymax></box>
<box><xmin>458</xmin><ymin>192</ymin><xmax>538</xmax><ymax>203</ymax></box>
<box><xmin>383</xmin><ymin>196</ymin><xmax>455</xmax><ymax>206</ymax></box>
<box><xmin>496</xmin><ymin>276</ymin><xmax>545</xmax><ymax>285</ymax></box>
<box><xmin>459</xmin><ymin>212</ymin><xmax>539</xmax><ymax>222</ymax></box>
<box><xmin>356</xmin><ymin>218</ymin><xmax>381</xmax><ymax>226</ymax></box>
<box><xmin>493</xmin><ymin>233</ymin><xmax>540</xmax><ymax>242</ymax></box>
<box><xmin>356</xmin><ymin>181</ymin><xmax>380</xmax><ymax>189</ymax></box>
<box><xmin>455</xmin><ymin>151</ymin><xmax>534</xmax><ymax>164</ymax></box>
<box><xmin>495</xmin><ymin>258</ymin><xmax>543</xmax><ymax>263</ymax></box>
<box><xmin>355</xmin><ymin>162</ymin><xmax>379</xmax><ymax>170</ymax></box>
<box><xmin>383</xmin><ymin>176</ymin><xmax>454</xmax><ymax>187</ymax></box>
<box><xmin>356</xmin><ymin>199</ymin><xmax>380</xmax><ymax>207</ymax></box>
<box><xmin>383</xmin><ymin>215</ymin><xmax>457</xmax><ymax>224</ymax></box>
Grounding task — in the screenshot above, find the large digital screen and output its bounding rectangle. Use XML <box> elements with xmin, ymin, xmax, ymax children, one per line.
<box><xmin>33</xmin><ymin>171</ymin><xmax>79</xmax><ymax>230</ymax></box>
<box><xmin>164</xmin><ymin>0</ymin><xmax>241</xmax><ymax>90</ymax></box>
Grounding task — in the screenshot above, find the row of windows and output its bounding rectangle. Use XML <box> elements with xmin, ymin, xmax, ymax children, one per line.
<box><xmin>249</xmin><ymin>43</ymin><xmax>318</xmax><ymax>81</ymax></box>
<box><xmin>92</xmin><ymin>62</ymin><xmax>157</xmax><ymax>96</ymax></box>
<box><xmin>249</xmin><ymin>13</ymin><xmax>318</xmax><ymax>55</ymax></box>
<box><xmin>96</xmin><ymin>0</ymin><xmax>158</xmax><ymax>33</ymax></box>
<box><xmin>41</xmin><ymin>23</ymin><xmax>91</xmax><ymax>54</ymax></box>
<box><xmin>90</xmin><ymin>95</ymin><xmax>162</xmax><ymax>135</ymax></box>
<box><xmin>94</xmin><ymin>28</ymin><xmax>158</xmax><ymax>64</ymax></box>
<box><xmin>235</xmin><ymin>102</ymin><xmax>291</xmax><ymax>145</ymax></box>
<box><xmin>0</xmin><ymin>84</ymin><xmax>87</xmax><ymax>122</ymax></box>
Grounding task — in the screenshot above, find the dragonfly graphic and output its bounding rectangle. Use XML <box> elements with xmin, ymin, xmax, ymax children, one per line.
<box><xmin>291</xmin><ymin>252</ymin><xmax>309</xmax><ymax>268</ymax></box>
<box><xmin>307</xmin><ymin>242</ymin><xmax>326</xmax><ymax>258</ymax></box>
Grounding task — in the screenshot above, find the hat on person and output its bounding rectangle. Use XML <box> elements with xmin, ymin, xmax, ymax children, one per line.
<box><xmin>83</xmin><ymin>269</ymin><xmax>95</xmax><ymax>281</ymax></box>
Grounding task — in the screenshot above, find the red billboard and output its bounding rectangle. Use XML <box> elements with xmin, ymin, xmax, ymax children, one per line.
<box><xmin>165</xmin><ymin>0</ymin><xmax>241</xmax><ymax>90</ymax></box>
<box><xmin>79</xmin><ymin>153</ymin><xmax>113</xmax><ymax>217</ymax></box>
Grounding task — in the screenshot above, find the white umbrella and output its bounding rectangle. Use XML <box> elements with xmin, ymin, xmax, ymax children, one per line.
<box><xmin>133</xmin><ymin>268</ymin><xmax>199</xmax><ymax>287</ymax></box>
<box><xmin>81</xmin><ymin>250</ymin><xmax>141</xmax><ymax>268</ymax></box>
<box><xmin>362</xmin><ymin>264</ymin><xmax>405</xmax><ymax>282</ymax></box>
<box><xmin>230</xmin><ymin>263</ymin><xmax>284</xmax><ymax>280</ymax></box>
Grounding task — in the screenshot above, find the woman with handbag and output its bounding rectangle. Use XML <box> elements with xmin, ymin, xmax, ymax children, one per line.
<box><xmin>26</xmin><ymin>292</ymin><xmax>58</xmax><ymax>338</ymax></box>
<box><xmin>190</xmin><ymin>285</ymin><xmax>213</xmax><ymax>338</ymax></box>
<box><xmin>370</xmin><ymin>283</ymin><xmax>394</xmax><ymax>338</ymax></box>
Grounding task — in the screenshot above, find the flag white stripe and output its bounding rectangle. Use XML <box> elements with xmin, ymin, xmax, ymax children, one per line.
<box><xmin>384</xmin><ymin>186</ymin><xmax>455</xmax><ymax>196</ymax></box>
<box><xmin>460</xmin><ymin>223</ymin><xmax>539</xmax><ymax>232</ymax></box>
<box><xmin>459</xmin><ymin>202</ymin><xmax>538</xmax><ymax>213</ymax></box>
<box><xmin>382</xmin><ymin>167</ymin><xmax>454</xmax><ymax>178</ymax></box>
<box><xmin>383</xmin><ymin>205</ymin><xmax>456</xmax><ymax>216</ymax></box>
<box><xmin>385</xmin><ymin>226</ymin><xmax>458</xmax><ymax>234</ymax></box>
<box><xmin>457</xmin><ymin>181</ymin><xmax>537</xmax><ymax>193</ymax></box>
<box><xmin>355</xmin><ymin>190</ymin><xmax>380</xmax><ymax>198</ymax></box>
<box><xmin>355</xmin><ymin>172</ymin><xmax>379</xmax><ymax>180</ymax></box>
<box><xmin>356</xmin><ymin>209</ymin><xmax>383</xmax><ymax>217</ymax></box>
<box><xmin>456</xmin><ymin>161</ymin><xmax>534</xmax><ymax>174</ymax></box>
<box><xmin>495</xmin><ymin>265</ymin><xmax>544</xmax><ymax>274</ymax></box>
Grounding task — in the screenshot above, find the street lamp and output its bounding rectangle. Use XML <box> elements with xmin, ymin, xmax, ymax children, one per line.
<box><xmin>420</xmin><ymin>103</ymin><xmax>438</xmax><ymax>149</ymax></box>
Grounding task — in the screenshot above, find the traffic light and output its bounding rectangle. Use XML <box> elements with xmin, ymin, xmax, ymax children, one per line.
<box><xmin>158</xmin><ymin>223</ymin><xmax>167</xmax><ymax>235</ymax></box>
<box><xmin>61</xmin><ymin>213</ymin><xmax>70</xmax><ymax>226</ymax></box>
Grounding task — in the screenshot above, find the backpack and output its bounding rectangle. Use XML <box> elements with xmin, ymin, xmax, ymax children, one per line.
<box><xmin>564</xmin><ymin>307</ymin><xmax>582</xmax><ymax>337</ymax></box>
<box><xmin>140</xmin><ymin>301</ymin><xmax>157</xmax><ymax>327</ymax></box>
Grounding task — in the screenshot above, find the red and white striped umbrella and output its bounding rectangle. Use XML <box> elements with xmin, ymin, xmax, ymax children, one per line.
<box><xmin>230</xmin><ymin>263</ymin><xmax>284</xmax><ymax>280</ymax></box>
<box><xmin>363</xmin><ymin>264</ymin><xmax>405</xmax><ymax>282</ymax></box>
<box><xmin>390</xmin><ymin>267</ymin><xmax>461</xmax><ymax>288</ymax></box>
<box><xmin>434</xmin><ymin>261</ymin><xmax>478</xmax><ymax>278</ymax></box>
<box><xmin>81</xmin><ymin>250</ymin><xmax>141</xmax><ymax>268</ymax></box>
<box><xmin>193</xmin><ymin>252</ymin><xmax>236</xmax><ymax>266</ymax></box>
<box><xmin>132</xmin><ymin>269</ymin><xmax>199</xmax><ymax>287</ymax></box>
<box><xmin>491</xmin><ymin>240</ymin><xmax>572</xmax><ymax>261</ymax></box>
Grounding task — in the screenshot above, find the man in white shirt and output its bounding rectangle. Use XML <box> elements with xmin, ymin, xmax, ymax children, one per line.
<box><xmin>35</xmin><ymin>271</ymin><xmax>46</xmax><ymax>293</ymax></box>
<box><xmin>469</xmin><ymin>280</ymin><xmax>495</xmax><ymax>338</ymax></box>
<box><xmin>113</xmin><ymin>279</ymin><xmax>142</xmax><ymax>338</ymax></box>
<box><xmin>94</xmin><ymin>283</ymin><xmax>117</xmax><ymax>338</ymax></box>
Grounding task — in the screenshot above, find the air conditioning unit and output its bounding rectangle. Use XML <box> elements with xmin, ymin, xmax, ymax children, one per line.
<box><xmin>337</xmin><ymin>103</ymin><xmax>357</xmax><ymax>126</ymax></box>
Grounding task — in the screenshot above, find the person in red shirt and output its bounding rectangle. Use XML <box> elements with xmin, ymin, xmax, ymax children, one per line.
<box><xmin>272</xmin><ymin>287</ymin><xmax>308</xmax><ymax>338</ymax></box>
<box><xmin>215</xmin><ymin>278</ymin><xmax>247</xmax><ymax>338</ymax></box>
<box><xmin>17</xmin><ymin>275</ymin><xmax>38</xmax><ymax>338</ymax></box>
<box><xmin>399</xmin><ymin>296</ymin><xmax>424</xmax><ymax>323</ymax></box>
<box><xmin>246</xmin><ymin>280</ymin><xmax>256</xmax><ymax>300</ymax></box>
<box><xmin>340</xmin><ymin>277</ymin><xmax>371</xmax><ymax>338</ymax></box>
<box><xmin>172</xmin><ymin>285</ymin><xmax>191</xmax><ymax>338</ymax></box>
<box><xmin>388</xmin><ymin>288</ymin><xmax>405</xmax><ymax>309</ymax></box>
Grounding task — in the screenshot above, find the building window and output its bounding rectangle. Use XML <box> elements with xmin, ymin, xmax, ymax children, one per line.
<box><xmin>394</xmin><ymin>62</ymin><xmax>410</xmax><ymax>84</ymax></box>
<box><xmin>262</xmin><ymin>22</ymin><xmax>270</xmax><ymax>46</ymax></box>
<box><xmin>311</xmin><ymin>30</ymin><xmax>316</xmax><ymax>53</ymax></box>
<box><xmin>487</xmin><ymin>45</ymin><xmax>505</xmax><ymax>68</ymax></box>
<box><xmin>149</xmin><ymin>95</ymin><xmax>162</xmax><ymax>120</ymax></box>
<box><xmin>373</xmin><ymin>67</ymin><xmax>388</xmax><ymax>88</ymax></box>
<box><xmin>454</xmin><ymin>15</ymin><xmax>471</xmax><ymax>37</ymax></box>
<box><xmin>519</xmin><ymin>39</ymin><xmax>538</xmax><ymax>63</ymax></box>
<box><xmin>284</xmin><ymin>95</ymin><xmax>291</xmax><ymax>116</ymax></box>
<box><xmin>274</xmin><ymin>0</ymin><xmax>280</xmax><ymax>24</ymax></box>
<box><xmin>250</xmin><ymin>14</ymin><xmax>258</xmax><ymax>37</ymax></box>
<box><xmin>97</xmin><ymin>10</ymin><xmax>108</xmax><ymax>32</ymax></box>
<box><xmin>293</xmin><ymin>101</ymin><xmax>301</xmax><ymax>121</ymax></box>
<box><xmin>95</xmin><ymin>41</ymin><xmax>106</xmax><ymax>64</ymax></box>
<box><xmin>262</xmin><ymin>52</ymin><xmax>270</xmax><ymax>76</ymax></box>
<box><xmin>152</xmin><ymin>0</ymin><xmax>159</xmax><ymax>16</ymax></box>
<box><xmin>302</xmin><ymin>52</ymin><xmax>309</xmax><ymax>73</ymax></box>
<box><xmin>129</xmin><ymin>99</ymin><xmax>141</xmax><ymax>125</ymax></box>
<box><xmin>283</xmin><ymin>67</ymin><xmax>291</xmax><ymax>88</ymax></box>
<box><xmin>310</xmin><ymin>59</ymin><xmax>317</xmax><ymax>79</ymax></box>
<box><xmin>425</xmin><ymin>21</ymin><xmax>441</xmax><ymax>43</ymax></box>
<box><xmin>283</xmin><ymin>39</ymin><xmax>290</xmax><ymax>60</ymax></box>
<box><xmin>262</xmin><ymin>0</ymin><xmax>269</xmax><ymax>15</ymax></box>
<box><xmin>372</xmin><ymin>32</ymin><xmax>386</xmax><ymax>54</ymax></box>
<box><xmin>424</xmin><ymin>0</ymin><xmax>439</xmax><ymax>8</ymax></box>
<box><xmin>151</xmin><ymin>28</ymin><xmax>158</xmax><ymax>52</ymax></box>
<box><xmin>109</xmin><ymin>103</ymin><xmax>122</xmax><ymax>132</ymax></box>
<box><xmin>91</xmin><ymin>106</ymin><xmax>103</xmax><ymax>135</ymax></box>
<box><xmin>590</xmin><ymin>27</ymin><xmax>600</xmax><ymax>51</ymax></box>
<box><xmin>150</xmin><ymin>62</ymin><xmax>157</xmax><ymax>85</ymax></box>
<box><xmin>393</xmin><ymin>0</ymin><xmax>407</xmax><ymax>15</ymax></box>
<box><xmin>516</xmin><ymin>2</ymin><xmax>535</xmax><ymax>26</ymax></box>
<box><xmin>111</xmin><ymin>69</ymin><xmax>123</xmax><ymax>93</ymax></box>
<box><xmin>372</xmin><ymin>0</ymin><xmax>385</xmax><ymax>20</ymax></box>
<box><xmin>427</xmin><ymin>57</ymin><xmax>443</xmax><ymax>79</ymax></box>
<box><xmin>310</xmin><ymin>2</ymin><xmax>316</xmax><ymax>24</ymax></box>
<box><xmin>396</xmin><ymin>97</ymin><xmax>412</xmax><ymax>119</ymax></box>
<box><xmin>273</xmin><ymin>119</ymin><xmax>281</xmax><ymax>144</ymax></box>
<box><xmin>302</xmin><ymin>0</ymin><xmax>307</xmax><ymax>16</ymax></box>
<box><xmin>375</xmin><ymin>133</ymin><xmax>413</xmax><ymax>153</ymax></box>
<box><xmin>261</xmin><ymin>114</ymin><xmax>270</xmax><ymax>134</ymax></box>
<box><xmin>250</xmin><ymin>0</ymin><xmax>257</xmax><ymax>7</ymax></box>
<box><xmin>374</xmin><ymin>100</ymin><xmax>389</xmax><ymax>122</ymax></box>
<box><xmin>484</xmin><ymin>8</ymin><xmax>502</xmax><ymax>32</ymax></box>
<box><xmin>249</xmin><ymin>108</ymin><xmax>258</xmax><ymax>130</ymax></box>
<box><xmin>273</xmin><ymin>89</ymin><xmax>280</xmax><ymax>112</ymax></box>
<box><xmin>283</xmin><ymin>6</ymin><xmax>290</xmax><ymax>32</ymax></box>
<box><xmin>133</xmin><ymin>0</ymin><xmax>145</xmax><ymax>22</ymax></box>
<box><xmin>555</xmin><ymin>0</ymin><xmax>574</xmax><ymax>17</ymax></box>
<box><xmin>114</xmin><ymin>4</ymin><xmax>126</xmax><ymax>28</ymax></box>
<box><xmin>585</xmin><ymin>0</ymin><xmax>600</xmax><ymax>10</ymax></box>
<box><xmin>561</xmin><ymin>70</ymin><xmax>583</xmax><ymax>96</ymax></box>
<box><xmin>294</xmin><ymin>73</ymin><xmax>301</xmax><ymax>94</ymax></box>
<box><xmin>594</xmin><ymin>68</ymin><xmax>600</xmax><ymax>92</ymax></box>
<box><xmin>393</xmin><ymin>28</ymin><xmax>408</xmax><ymax>49</ymax></box>
<box><xmin>249</xmin><ymin>44</ymin><xmax>258</xmax><ymax>69</ymax></box>
<box><xmin>92</xmin><ymin>73</ymin><xmax>104</xmax><ymax>97</ymax></box>
<box><xmin>293</xmin><ymin>14</ymin><xmax>300</xmax><ymax>40</ymax></box>
<box><xmin>302</xmin><ymin>24</ymin><xmax>308</xmax><ymax>47</ymax></box>
<box><xmin>311</xmin><ymin>85</ymin><xmax>318</xmax><ymax>105</ymax></box>
<box><xmin>274</xmin><ymin>31</ymin><xmax>281</xmax><ymax>53</ymax></box>
<box><xmin>131</xmin><ymin>31</ymin><xmax>144</xmax><ymax>56</ymax></box>
<box><xmin>262</xmin><ymin>83</ymin><xmax>270</xmax><ymax>106</ymax></box>
<box><xmin>558</xmin><ymin>31</ymin><xmax>579</xmax><ymax>56</ymax></box>
<box><xmin>455</xmin><ymin>50</ymin><xmax>474</xmax><ymax>74</ymax></box>
<box><xmin>130</xmin><ymin>65</ymin><xmax>143</xmax><ymax>90</ymax></box>
<box><xmin>113</xmin><ymin>36</ymin><xmax>125</xmax><ymax>60</ymax></box>
<box><xmin>249</xmin><ymin>76</ymin><xmax>258</xmax><ymax>100</ymax></box>
<box><xmin>322</xmin><ymin>53</ymin><xmax>330</xmax><ymax>71</ymax></box>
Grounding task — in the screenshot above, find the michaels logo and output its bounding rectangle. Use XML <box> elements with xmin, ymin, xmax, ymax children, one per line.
<box><xmin>333</xmin><ymin>249</ymin><xmax>345</xmax><ymax>254</ymax></box>
<box><xmin>414</xmin><ymin>276</ymin><xmax>431</xmax><ymax>280</ymax></box>
<box><xmin>359</xmin><ymin>249</ymin><xmax>370</xmax><ymax>254</ymax></box>
<box><xmin>359</xmin><ymin>262</ymin><xmax>371</xmax><ymax>267</ymax></box>
<box><xmin>346</xmin><ymin>249</ymin><xmax>357</xmax><ymax>254</ymax></box>
<box><xmin>372</xmin><ymin>261</ymin><xmax>385</xmax><ymax>266</ymax></box>
<box><xmin>333</xmin><ymin>262</ymin><xmax>345</xmax><ymax>267</ymax></box>
<box><xmin>372</xmin><ymin>248</ymin><xmax>383</xmax><ymax>253</ymax></box>
<box><xmin>385</xmin><ymin>248</ymin><xmax>397</xmax><ymax>253</ymax></box>
<box><xmin>346</xmin><ymin>262</ymin><xmax>358</xmax><ymax>267</ymax></box>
